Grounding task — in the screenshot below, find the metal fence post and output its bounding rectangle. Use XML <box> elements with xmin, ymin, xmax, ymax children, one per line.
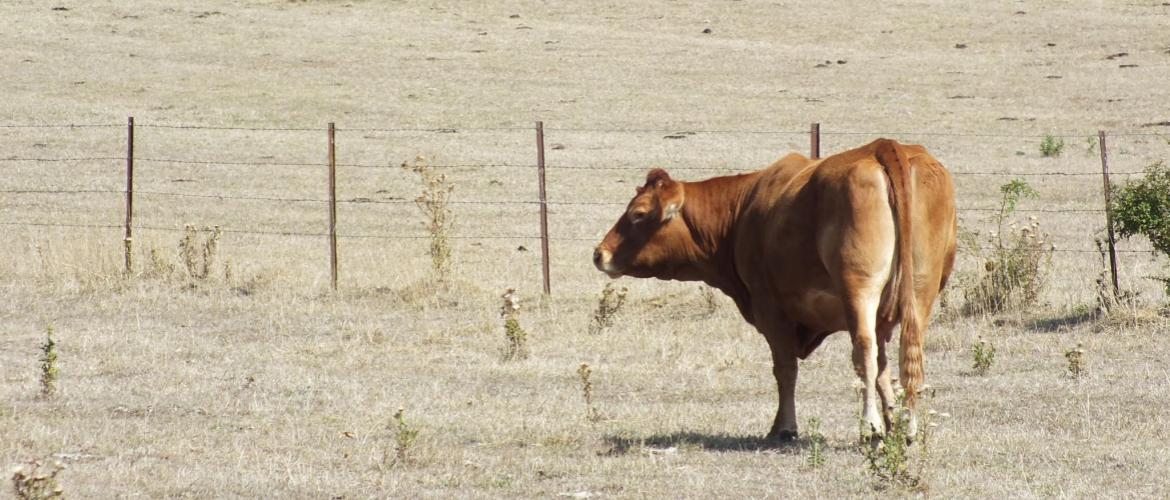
<box><xmin>328</xmin><ymin>122</ymin><xmax>338</xmax><ymax>291</ymax></box>
<box><xmin>810</xmin><ymin>122</ymin><xmax>821</xmax><ymax>159</ymax></box>
<box><xmin>1098</xmin><ymin>130</ymin><xmax>1120</xmax><ymax>298</ymax></box>
<box><xmin>537</xmin><ymin>121</ymin><xmax>551</xmax><ymax>295</ymax></box>
<box><xmin>124</xmin><ymin>116</ymin><xmax>134</xmax><ymax>275</ymax></box>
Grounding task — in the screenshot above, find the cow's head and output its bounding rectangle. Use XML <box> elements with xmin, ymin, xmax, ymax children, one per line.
<box><xmin>593</xmin><ymin>168</ymin><xmax>693</xmax><ymax>279</ymax></box>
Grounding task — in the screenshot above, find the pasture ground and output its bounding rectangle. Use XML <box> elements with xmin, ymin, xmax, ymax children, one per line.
<box><xmin>3</xmin><ymin>1</ymin><xmax>1170</xmax><ymax>497</ymax></box>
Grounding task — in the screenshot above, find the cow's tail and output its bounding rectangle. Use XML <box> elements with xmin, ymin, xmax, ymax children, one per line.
<box><xmin>875</xmin><ymin>139</ymin><xmax>923</xmax><ymax>410</ymax></box>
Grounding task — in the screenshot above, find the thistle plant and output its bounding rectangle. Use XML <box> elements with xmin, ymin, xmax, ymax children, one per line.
<box><xmin>403</xmin><ymin>156</ymin><xmax>454</xmax><ymax>283</ymax></box>
<box><xmin>11</xmin><ymin>459</ymin><xmax>65</xmax><ymax>500</ymax></box>
<box><xmin>963</xmin><ymin>179</ymin><xmax>1053</xmax><ymax>314</ymax></box>
<box><xmin>1065</xmin><ymin>343</ymin><xmax>1086</xmax><ymax>379</ymax></box>
<box><xmin>386</xmin><ymin>408</ymin><xmax>420</xmax><ymax>467</ymax></box>
<box><xmin>39</xmin><ymin>326</ymin><xmax>58</xmax><ymax>398</ymax></box>
<box><xmin>588</xmin><ymin>283</ymin><xmax>628</xmax><ymax>335</ymax></box>
<box><xmin>971</xmin><ymin>336</ymin><xmax>996</xmax><ymax>376</ymax></box>
<box><xmin>862</xmin><ymin>393</ymin><xmax>920</xmax><ymax>490</ymax></box>
<box><xmin>179</xmin><ymin>225</ymin><xmax>222</xmax><ymax>281</ymax></box>
<box><xmin>700</xmin><ymin>285</ymin><xmax>719</xmax><ymax>316</ymax></box>
<box><xmin>806</xmin><ymin>417</ymin><xmax>827</xmax><ymax>468</ymax></box>
<box><xmin>500</xmin><ymin>288</ymin><xmax>529</xmax><ymax>361</ymax></box>
<box><xmin>577</xmin><ymin>363</ymin><xmax>603</xmax><ymax>422</ymax></box>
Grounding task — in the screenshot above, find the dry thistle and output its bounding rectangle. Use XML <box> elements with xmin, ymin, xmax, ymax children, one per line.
<box><xmin>700</xmin><ymin>285</ymin><xmax>719</xmax><ymax>316</ymax></box>
<box><xmin>500</xmin><ymin>288</ymin><xmax>529</xmax><ymax>361</ymax></box>
<box><xmin>577</xmin><ymin>363</ymin><xmax>603</xmax><ymax>422</ymax></box>
<box><xmin>402</xmin><ymin>156</ymin><xmax>455</xmax><ymax>283</ymax></box>
<box><xmin>1065</xmin><ymin>342</ymin><xmax>1086</xmax><ymax>379</ymax></box>
<box><xmin>179</xmin><ymin>225</ymin><xmax>223</xmax><ymax>281</ymax></box>
<box><xmin>11</xmin><ymin>459</ymin><xmax>65</xmax><ymax>499</ymax></box>
<box><xmin>39</xmin><ymin>326</ymin><xmax>58</xmax><ymax>398</ymax></box>
<box><xmin>588</xmin><ymin>283</ymin><xmax>628</xmax><ymax>335</ymax></box>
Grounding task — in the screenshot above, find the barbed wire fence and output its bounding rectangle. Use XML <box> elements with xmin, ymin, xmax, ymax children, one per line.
<box><xmin>1</xmin><ymin>119</ymin><xmax>1163</xmax><ymax>295</ymax></box>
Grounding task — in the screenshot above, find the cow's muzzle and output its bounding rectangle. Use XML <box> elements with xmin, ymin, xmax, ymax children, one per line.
<box><xmin>593</xmin><ymin>247</ymin><xmax>621</xmax><ymax>278</ymax></box>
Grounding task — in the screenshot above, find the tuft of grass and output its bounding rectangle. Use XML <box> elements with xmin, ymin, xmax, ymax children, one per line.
<box><xmin>39</xmin><ymin>326</ymin><xmax>58</xmax><ymax>398</ymax></box>
<box><xmin>1039</xmin><ymin>134</ymin><xmax>1065</xmax><ymax>157</ymax></box>
<box><xmin>577</xmin><ymin>363</ymin><xmax>603</xmax><ymax>423</ymax></box>
<box><xmin>11</xmin><ymin>459</ymin><xmax>66</xmax><ymax>500</ymax></box>
<box><xmin>962</xmin><ymin>179</ymin><xmax>1053</xmax><ymax>315</ymax></box>
<box><xmin>500</xmin><ymin>288</ymin><xmax>529</xmax><ymax>361</ymax></box>
<box><xmin>805</xmin><ymin>417</ymin><xmax>826</xmax><ymax>469</ymax></box>
<box><xmin>588</xmin><ymin>283</ymin><xmax>628</xmax><ymax>335</ymax></box>
<box><xmin>403</xmin><ymin>156</ymin><xmax>455</xmax><ymax>284</ymax></box>
<box><xmin>1064</xmin><ymin>343</ymin><xmax>1086</xmax><ymax>379</ymax></box>
<box><xmin>971</xmin><ymin>336</ymin><xmax>996</xmax><ymax>376</ymax></box>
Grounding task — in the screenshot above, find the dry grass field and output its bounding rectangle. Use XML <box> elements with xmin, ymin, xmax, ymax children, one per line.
<box><xmin>3</xmin><ymin>0</ymin><xmax>1170</xmax><ymax>497</ymax></box>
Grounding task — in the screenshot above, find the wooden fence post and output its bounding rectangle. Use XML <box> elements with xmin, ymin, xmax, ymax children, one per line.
<box><xmin>536</xmin><ymin>121</ymin><xmax>551</xmax><ymax>295</ymax></box>
<box><xmin>1098</xmin><ymin>130</ymin><xmax>1120</xmax><ymax>298</ymax></box>
<box><xmin>810</xmin><ymin>122</ymin><xmax>821</xmax><ymax>160</ymax></box>
<box><xmin>124</xmin><ymin>116</ymin><xmax>134</xmax><ymax>275</ymax></box>
<box><xmin>328</xmin><ymin>122</ymin><xmax>338</xmax><ymax>291</ymax></box>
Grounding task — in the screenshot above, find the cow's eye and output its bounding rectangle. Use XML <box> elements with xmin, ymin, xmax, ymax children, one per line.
<box><xmin>629</xmin><ymin>209</ymin><xmax>649</xmax><ymax>224</ymax></box>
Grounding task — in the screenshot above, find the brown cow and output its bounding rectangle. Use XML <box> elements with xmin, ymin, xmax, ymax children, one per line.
<box><xmin>593</xmin><ymin>139</ymin><xmax>957</xmax><ymax>441</ymax></box>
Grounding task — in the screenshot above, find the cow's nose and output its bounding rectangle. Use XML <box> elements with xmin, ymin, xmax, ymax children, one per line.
<box><xmin>592</xmin><ymin>247</ymin><xmax>603</xmax><ymax>266</ymax></box>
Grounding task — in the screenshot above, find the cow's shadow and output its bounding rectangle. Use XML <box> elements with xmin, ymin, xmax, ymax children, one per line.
<box><xmin>602</xmin><ymin>431</ymin><xmax>804</xmax><ymax>454</ymax></box>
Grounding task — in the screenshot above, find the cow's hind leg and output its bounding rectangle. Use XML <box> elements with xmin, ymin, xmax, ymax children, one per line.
<box><xmin>763</xmin><ymin>329</ymin><xmax>799</xmax><ymax>442</ymax></box>
<box><xmin>846</xmin><ymin>288</ymin><xmax>886</xmax><ymax>441</ymax></box>
<box><xmin>875</xmin><ymin>322</ymin><xmax>897</xmax><ymax>431</ymax></box>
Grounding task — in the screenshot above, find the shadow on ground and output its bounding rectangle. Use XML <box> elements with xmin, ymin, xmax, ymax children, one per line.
<box><xmin>602</xmin><ymin>431</ymin><xmax>806</xmax><ymax>454</ymax></box>
<box><xmin>1023</xmin><ymin>308</ymin><xmax>1099</xmax><ymax>332</ymax></box>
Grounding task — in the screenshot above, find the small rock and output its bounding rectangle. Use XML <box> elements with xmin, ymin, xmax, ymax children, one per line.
<box><xmin>51</xmin><ymin>6</ymin><xmax>68</xmax><ymax>11</ymax></box>
<box><xmin>954</xmin><ymin>43</ymin><xmax>967</xmax><ymax>49</ymax></box>
<box><xmin>702</xmin><ymin>28</ymin><xmax>712</xmax><ymax>34</ymax></box>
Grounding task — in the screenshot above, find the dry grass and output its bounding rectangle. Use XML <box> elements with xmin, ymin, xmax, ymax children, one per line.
<box><xmin>3</xmin><ymin>0</ymin><xmax>1170</xmax><ymax>497</ymax></box>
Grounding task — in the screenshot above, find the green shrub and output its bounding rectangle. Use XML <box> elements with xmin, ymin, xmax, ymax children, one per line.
<box><xmin>1112</xmin><ymin>161</ymin><xmax>1170</xmax><ymax>296</ymax></box>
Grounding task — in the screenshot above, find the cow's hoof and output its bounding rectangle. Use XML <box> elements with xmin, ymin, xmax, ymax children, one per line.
<box><xmin>766</xmin><ymin>429</ymin><xmax>798</xmax><ymax>443</ymax></box>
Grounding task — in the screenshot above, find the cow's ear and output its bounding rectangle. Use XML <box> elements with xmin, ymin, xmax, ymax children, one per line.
<box><xmin>645</xmin><ymin>168</ymin><xmax>673</xmax><ymax>189</ymax></box>
<box><xmin>659</xmin><ymin>182</ymin><xmax>685</xmax><ymax>221</ymax></box>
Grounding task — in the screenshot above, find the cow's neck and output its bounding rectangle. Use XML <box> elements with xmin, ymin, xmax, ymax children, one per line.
<box><xmin>676</xmin><ymin>172</ymin><xmax>760</xmax><ymax>314</ymax></box>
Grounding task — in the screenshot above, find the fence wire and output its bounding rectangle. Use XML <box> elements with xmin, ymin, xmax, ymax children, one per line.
<box><xmin>4</xmin><ymin>120</ymin><xmax>1164</xmax><ymax>288</ymax></box>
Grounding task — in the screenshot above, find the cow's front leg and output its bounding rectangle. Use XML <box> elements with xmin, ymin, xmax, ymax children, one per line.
<box><xmin>764</xmin><ymin>331</ymin><xmax>799</xmax><ymax>442</ymax></box>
